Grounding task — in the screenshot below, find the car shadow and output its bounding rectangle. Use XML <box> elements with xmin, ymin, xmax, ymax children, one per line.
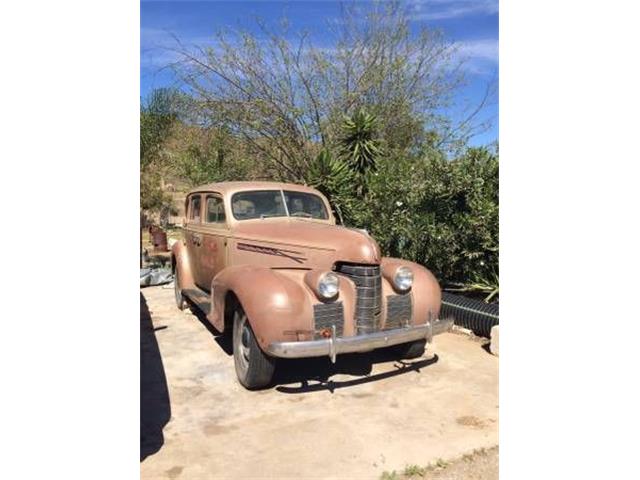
<box><xmin>140</xmin><ymin>292</ymin><xmax>171</xmax><ymax>462</ymax></box>
<box><xmin>273</xmin><ymin>350</ymin><xmax>439</xmax><ymax>394</ymax></box>
<box><xmin>187</xmin><ymin>301</ymin><xmax>233</xmax><ymax>356</ymax></box>
<box><xmin>184</xmin><ymin>299</ymin><xmax>439</xmax><ymax>393</ymax></box>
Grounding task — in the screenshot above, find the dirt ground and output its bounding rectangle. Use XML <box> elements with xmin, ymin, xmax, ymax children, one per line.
<box><xmin>141</xmin><ymin>285</ymin><xmax>498</xmax><ymax>479</ymax></box>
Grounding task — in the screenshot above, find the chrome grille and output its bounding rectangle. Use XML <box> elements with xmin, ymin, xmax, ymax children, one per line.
<box><xmin>335</xmin><ymin>263</ymin><xmax>382</xmax><ymax>334</ymax></box>
<box><xmin>313</xmin><ymin>301</ymin><xmax>344</xmax><ymax>339</ymax></box>
<box><xmin>385</xmin><ymin>294</ymin><xmax>412</xmax><ymax>330</ymax></box>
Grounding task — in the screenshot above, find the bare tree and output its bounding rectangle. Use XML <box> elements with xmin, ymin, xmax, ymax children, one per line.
<box><xmin>170</xmin><ymin>1</ymin><xmax>484</xmax><ymax>181</ymax></box>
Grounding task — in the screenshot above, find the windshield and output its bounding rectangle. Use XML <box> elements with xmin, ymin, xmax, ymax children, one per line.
<box><xmin>283</xmin><ymin>190</ymin><xmax>329</xmax><ymax>219</ymax></box>
<box><xmin>231</xmin><ymin>190</ymin><xmax>329</xmax><ymax>220</ymax></box>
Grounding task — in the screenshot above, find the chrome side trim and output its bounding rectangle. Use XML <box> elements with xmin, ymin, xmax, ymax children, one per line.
<box><xmin>266</xmin><ymin>318</ymin><xmax>453</xmax><ymax>360</ymax></box>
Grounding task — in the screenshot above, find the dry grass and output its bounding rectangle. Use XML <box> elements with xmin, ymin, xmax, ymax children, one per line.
<box><xmin>380</xmin><ymin>447</ymin><xmax>498</xmax><ymax>480</ymax></box>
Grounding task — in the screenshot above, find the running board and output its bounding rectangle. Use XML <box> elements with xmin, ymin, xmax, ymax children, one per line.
<box><xmin>183</xmin><ymin>287</ymin><xmax>212</xmax><ymax>316</ymax></box>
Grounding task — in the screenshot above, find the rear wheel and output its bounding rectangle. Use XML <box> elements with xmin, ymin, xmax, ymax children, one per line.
<box><xmin>174</xmin><ymin>266</ymin><xmax>186</xmax><ymax>310</ymax></box>
<box><xmin>393</xmin><ymin>339</ymin><xmax>426</xmax><ymax>359</ymax></box>
<box><xmin>232</xmin><ymin>306</ymin><xmax>276</xmax><ymax>389</ymax></box>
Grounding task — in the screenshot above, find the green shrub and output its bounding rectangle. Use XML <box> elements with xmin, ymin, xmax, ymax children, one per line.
<box><xmin>338</xmin><ymin>146</ymin><xmax>498</xmax><ymax>299</ymax></box>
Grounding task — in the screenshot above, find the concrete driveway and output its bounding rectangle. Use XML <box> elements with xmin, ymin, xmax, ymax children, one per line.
<box><xmin>140</xmin><ymin>285</ymin><xmax>498</xmax><ymax>479</ymax></box>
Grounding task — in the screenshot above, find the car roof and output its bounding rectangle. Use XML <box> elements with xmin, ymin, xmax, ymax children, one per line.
<box><xmin>187</xmin><ymin>181</ymin><xmax>323</xmax><ymax>197</ymax></box>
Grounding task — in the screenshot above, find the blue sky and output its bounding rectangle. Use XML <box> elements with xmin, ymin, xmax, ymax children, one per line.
<box><xmin>141</xmin><ymin>0</ymin><xmax>498</xmax><ymax>146</ymax></box>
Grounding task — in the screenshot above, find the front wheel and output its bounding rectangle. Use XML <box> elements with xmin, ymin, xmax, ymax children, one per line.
<box><xmin>232</xmin><ymin>306</ymin><xmax>276</xmax><ymax>389</ymax></box>
<box><xmin>393</xmin><ymin>339</ymin><xmax>426</xmax><ymax>359</ymax></box>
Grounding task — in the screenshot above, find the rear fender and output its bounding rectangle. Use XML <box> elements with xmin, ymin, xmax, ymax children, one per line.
<box><xmin>171</xmin><ymin>240</ymin><xmax>195</xmax><ymax>291</ymax></box>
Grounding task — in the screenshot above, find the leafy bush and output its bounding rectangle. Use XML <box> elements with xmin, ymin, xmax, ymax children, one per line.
<box><xmin>337</xmin><ymin>146</ymin><xmax>498</xmax><ymax>299</ymax></box>
<box><xmin>298</xmin><ymin>110</ymin><xmax>498</xmax><ymax>299</ymax></box>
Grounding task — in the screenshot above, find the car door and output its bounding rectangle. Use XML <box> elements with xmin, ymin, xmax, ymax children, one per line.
<box><xmin>184</xmin><ymin>193</ymin><xmax>204</xmax><ymax>287</ymax></box>
<box><xmin>199</xmin><ymin>194</ymin><xmax>229</xmax><ymax>290</ymax></box>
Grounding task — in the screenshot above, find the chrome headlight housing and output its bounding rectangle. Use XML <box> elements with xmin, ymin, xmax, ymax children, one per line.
<box><xmin>318</xmin><ymin>272</ymin><xmax>340</xmax><ymax>299</ymax></box>
<box><xmin>394</xmin><ymin>266</ymin><xmax>414</xmax><ymax>291</ymax></box>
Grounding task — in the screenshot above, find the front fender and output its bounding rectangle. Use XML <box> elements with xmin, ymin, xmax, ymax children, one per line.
<box><xmin>210</xmin><ymin>266</ymin><xmax>319</xmax><ymax>350</ymax></box>
<box><xmin>381</xmin><ymin>257</ymin><xmax>441</xmax><ymax>324</ymax></box>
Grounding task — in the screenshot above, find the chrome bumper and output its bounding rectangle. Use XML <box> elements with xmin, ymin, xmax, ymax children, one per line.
<box><xmin>266</xmin><ymin>317</ymin><xmax>453</xmax><ymax>363</ymax></box>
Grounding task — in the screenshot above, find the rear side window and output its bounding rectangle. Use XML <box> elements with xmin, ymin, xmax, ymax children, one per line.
<box><xmin>189</xmin><ymin>195</ymin><xmax>201</xmax><ymax>223</ymax></box>
<box><xmin>206</xmin><ymin>196</ymin><xmax>226</xmax><ymax>224</ymax></box>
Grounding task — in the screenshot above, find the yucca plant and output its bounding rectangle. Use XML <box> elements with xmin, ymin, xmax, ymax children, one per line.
<box><xmin>305</xmin><ymin>149</ymin><xmax>354</xmax><ymax>223</ymax></box>
<box><xmin>339</xmin><ymin>109</ymin><xmax>383</xmax><ymax>177</ymax></box>
<box><xmin>306</xmin><ymin>150</ymin><xmax>352</xmax><ymax>189</ymax></box>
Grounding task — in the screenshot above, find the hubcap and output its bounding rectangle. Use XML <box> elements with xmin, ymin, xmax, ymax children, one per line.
<box><xmin>241</xmin><ymin>327</ymin><xmax>251</xmax><ymax>361</ymax></box>
<box><xmin>235</xmin><ymin>312</ymin><xmax>251</xmax><ymax>373</ymax></box>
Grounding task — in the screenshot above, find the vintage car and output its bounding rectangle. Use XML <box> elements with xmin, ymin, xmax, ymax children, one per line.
<box><xmin>172</xmin><ymin>181</ymin><xmax>452</xmax><ymax>389</ymax></box>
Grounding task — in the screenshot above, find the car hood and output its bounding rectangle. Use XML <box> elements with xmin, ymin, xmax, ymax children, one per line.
<box><xmin>232</xmin><ymin>219</ymin><xmax>381</xmax><ymax>265</ymax></box>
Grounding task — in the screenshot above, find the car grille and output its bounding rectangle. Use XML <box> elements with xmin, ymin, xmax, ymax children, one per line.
<box><xmin>385</xmin><ymin>294</ymin><xmax>412</xmax><ymax>330</ymax></box>
<box><xmin>313</xmin><ymin>301</ymin><xmax>344</xmax><ymax>339</ymax></box>
<box><xmin>335</xmin><ymin>263</ymin><xmax>382</xmax><ymax>335</ymax></box>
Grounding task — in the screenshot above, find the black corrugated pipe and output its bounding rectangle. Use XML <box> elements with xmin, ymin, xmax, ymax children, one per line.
<box><xmin>440</xmin><ymin>292</ymin><xmax>499</xmax><ymax>338</ymax></box>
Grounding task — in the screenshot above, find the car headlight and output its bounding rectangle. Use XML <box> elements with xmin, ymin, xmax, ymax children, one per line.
<box><xmin>394</xmin><ymin>266</ymin><xmax>413</xmax><ymax>291</ymax></box>
<box><xmin>318</xmin><ymin>272</ymin><xmax>340</xmax><ymax>299</ymax></box>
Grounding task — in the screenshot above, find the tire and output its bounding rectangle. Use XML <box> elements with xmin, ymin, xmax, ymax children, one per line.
<box><xmin>232</xmin><ymin>306</ymin><xmax>276</xmax><ymax>389</ymax></box>
<box><xmin>174</xmin><ymin>266</ymin><xmax>186</xmax><ymax>310</ymax></box>
<box><xmin>393</xmin><ymin>339</ymin><xmax>426</xmax><ymax>359</ymax></box>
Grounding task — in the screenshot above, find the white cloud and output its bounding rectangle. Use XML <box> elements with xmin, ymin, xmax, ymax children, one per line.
<box><xmin>457</xmin><ymin>38</ymin><xmax>498</xmax><ymax>62</ymax></box>
<box><xmin>409</xmin><ymin>0</ymin><xmax>498</xmax><ymax>21</ymax></box>
<box><xmin>454</xmin><ymin>38</ymin><xmax>499</xmax><ymax>75</ymax></box>
<box><xmin>140</xmin><ymin>28</ymin><xmax>217</xmax><ymax>69</ymax></box>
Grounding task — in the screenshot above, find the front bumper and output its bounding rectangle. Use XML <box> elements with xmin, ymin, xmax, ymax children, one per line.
<box><xmin>266</xmin><ymin>317</ymin><xmax>453</xmax><ymax>363</ymax></box>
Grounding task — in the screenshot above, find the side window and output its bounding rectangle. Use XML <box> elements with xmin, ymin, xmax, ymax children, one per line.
<box><xmin>189</xmin><ymin>195</ymin><xmax>201</xmax><ymax>223</ymax></box>
<box><xmin>206</xmin><ymin>196</ymin><xmax>226</xmax><ymax>225</ymax></box>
